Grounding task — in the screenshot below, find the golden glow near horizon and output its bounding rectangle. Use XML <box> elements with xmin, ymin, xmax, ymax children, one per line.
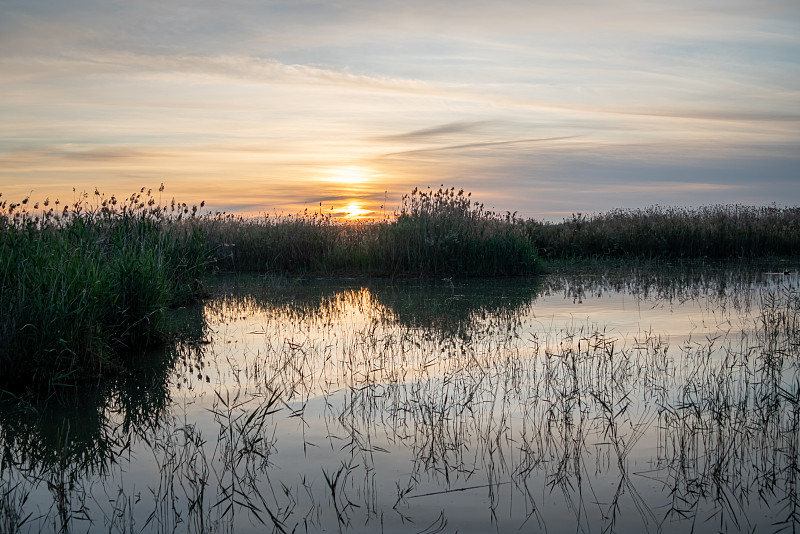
<box><xmin>1</xmin><ymin>1</ymin><xmax>798</xmax><ymax>220</ymax></box>
<box><xmin>310</xmin><ymin>165</ymin><xmax>383</xmax><ymax>219</ymax></box>
<box><xmin>338</xmin><ymin>201</ymin><xmax>373</xmax><ymax>220</ymax></box>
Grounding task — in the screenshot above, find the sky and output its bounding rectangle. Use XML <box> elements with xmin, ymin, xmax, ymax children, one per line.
<box><xmin>1</xmin><ymin>0</ymin><xmax>798</xmax><ymax>220</ymax></box>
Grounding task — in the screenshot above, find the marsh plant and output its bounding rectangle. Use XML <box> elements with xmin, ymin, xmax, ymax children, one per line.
<box><xmin>203</xmin><ymin>186</ymin><xmax>540</xmax><ymax>276</ymax></box>
<box><xmin>374</xmin><ymin>186</ymin><xmax>539</xmax><ymax>275</ymax></box>
<box><xmin>4</xmin><ymin>186</ymin><xmax>799</xmax><ymax>392</ymax></box>
<box><xmin>0</xmin><ymin>188</ymin><xmax>210</xmax><ymax>391</ymax></box>
<box><xmin>526</xmin><ymin>204</ymin><xmax>800</xmax><ymax>259</ymax></box>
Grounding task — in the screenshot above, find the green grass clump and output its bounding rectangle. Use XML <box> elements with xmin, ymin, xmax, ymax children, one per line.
<box><xmin>526</xmin><ymin>205</ymin><xmax>800</xmax><ymax>259</ymax></box>
<box><xmin>0</xmin><ymin>189</ymin><xmax>210</xmax><ymax>391</ymax></box>
<box><xmin>374</xmin><ymin>187</ymin><xmax>539</xmax><ymax>275</ymax></box>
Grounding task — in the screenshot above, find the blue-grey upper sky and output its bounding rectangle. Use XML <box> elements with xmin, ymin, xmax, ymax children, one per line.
<box><xmin>1</xmin><ymin>0</ymin><xmax>798</xmax><ymax>218</ymax></box>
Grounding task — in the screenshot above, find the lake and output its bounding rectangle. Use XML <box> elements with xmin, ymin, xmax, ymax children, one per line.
<box><xmin>1</xmin><ymin>262</ymin><xmax>799</xmax><ymax>533</ymax></box>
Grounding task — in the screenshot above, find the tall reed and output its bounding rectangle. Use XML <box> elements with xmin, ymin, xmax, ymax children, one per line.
<box><xmin>3</xmin><ymin>185</ymin><xmax>797</xmax><ymax>389</ymax></box>
<box><xmin>202</xmin><ymin>209</ymin><xmax>355</xmax><ymax>273</ymax></box>
<box><xmin>374</xmin><ymin>186</ymin><xmax>539</xmax><ymax>275</ymax></box>
<box><xmin>204</xmin><ymin>196</ymin><xmax>799</xmax><ymax>275</ymax></box>
<box><xmin>204</xmin><ymin>187</ymin><xmax>541</xmax><ymax>276</ymax></box>
<box><xmin>526</xmin><ymin>204</ymin><xmax>800</xmax><ymax>259</ymax></box>
<box><xmin>0</xmin><ymin>188</ymin><xmax>211</xmax><ymax>391</ymax></box>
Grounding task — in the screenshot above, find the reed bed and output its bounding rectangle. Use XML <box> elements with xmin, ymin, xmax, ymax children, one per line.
<box><xmin>204</xmin><ymin>186</ymin><xmax>540</xmax><ymax>276</ymax></box>
<box><xmin>375</xmin><ymin>187</ymin><xmax>539</xmax><ymax>275</ymax></box>
<box><xmin>0</xmin><ymin>188</ymin><xmax>210</xmax><ymax>391</ymax></box>
<box><xmin>3</xmin><ymin>185</ymin><xmax>798</xmax><ymax>391</ymax></box>
<box><xmin>205</xmin><ymin>197</ymin><xmax>800</xmax><ymax>272</ymax></box>
<box><xmin>526</xmin><ymin>204</ymin><xmax>800</xmax><ymax>259</ymax></box>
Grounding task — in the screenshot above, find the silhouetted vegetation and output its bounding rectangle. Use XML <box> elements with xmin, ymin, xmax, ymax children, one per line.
<box><xmin>204</xmin><ymin>186</ymin><xmax>540</xmax><ymax>276</ymax></box>
<box><xmin>526</xmin><ymin>204</ymin><xmax>800</xmax><ymax>259</ymax></box>
<box><xmin>206</xmin><ymin>194</ymin><xmax>799</xmax><ymax>274</ymax></box>
<box><xmin>2</xmin><ymin>185</ymin><xmax>798</xmax><ymax>390</ymax></box>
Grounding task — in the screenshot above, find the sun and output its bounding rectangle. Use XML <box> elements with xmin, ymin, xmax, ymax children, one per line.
<box><xmin>313</xmin><ymin>165</ymin><xmax>380</xmax><ymax>219</ymax></box>
<box><xmin>341</xmin><ymin>201</ymin><xmax>372</xmax><ymax>220</ymax></box>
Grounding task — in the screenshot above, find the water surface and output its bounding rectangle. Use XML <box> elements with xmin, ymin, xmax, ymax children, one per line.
<box><xmin>2</xmin><ymin>263</ymin><xmax>799</xmax><ymax>533</ymax></box>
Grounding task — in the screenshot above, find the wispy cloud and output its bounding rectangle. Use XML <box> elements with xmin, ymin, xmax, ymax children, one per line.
<box><xmin>381</xmin><ymin>136</ymin><xmax>580</xmax><ymax>158</ymax></box>
<box><xmin>373</xmin><ymin>121</ymin><xmax>498</xmax><ymax>142</ymax></box>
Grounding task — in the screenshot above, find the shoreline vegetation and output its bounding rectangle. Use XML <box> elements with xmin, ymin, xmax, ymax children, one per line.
<box><xmin>2</xmin><ymin>185</ymin><xmax>799</xmax><ymax>391</ymax></box>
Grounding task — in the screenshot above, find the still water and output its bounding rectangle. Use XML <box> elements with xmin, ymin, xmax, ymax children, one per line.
<box><xmin>1</xmin><ymin>263</ymin><xmax>799</xmax><ymax>533</ymax></box>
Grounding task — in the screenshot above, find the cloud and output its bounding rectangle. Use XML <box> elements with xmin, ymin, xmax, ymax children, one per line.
<box><xmin>373</xmin><ymin>121</ymin><xmax>498</xmax><ymax>142</ymax></box>
<box><xmin>0</xmin><ymin>146</ymin><xmax>178</xmax><ymax>165</ymax></box>
<box><xmin>60</xmin><ymin>147</ymin><xmax>174</xmax><ymax>161</ymax></box>
<box><xmin>0</xmin><ymin>51</ymin><xmax>436</xmax><ymax>96</ymax></box>
<box><xmin>4</xmin><ymin>46</ymin><xmax>798</xmax><ymax>132</ymax></box>
<box><xmin>580</xmin><ymin>182</ymin><xmax>746</xmax><ymax>195</ymax></box>
<box><xmin>381</xmin><ymin>136</ymin><xmax>580</xmax><ymax>158</ymax></box>
<box><xmin>80</xmin><ymin>52</ymin><xmax>800</xmax><ymax>125</ymax></box>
